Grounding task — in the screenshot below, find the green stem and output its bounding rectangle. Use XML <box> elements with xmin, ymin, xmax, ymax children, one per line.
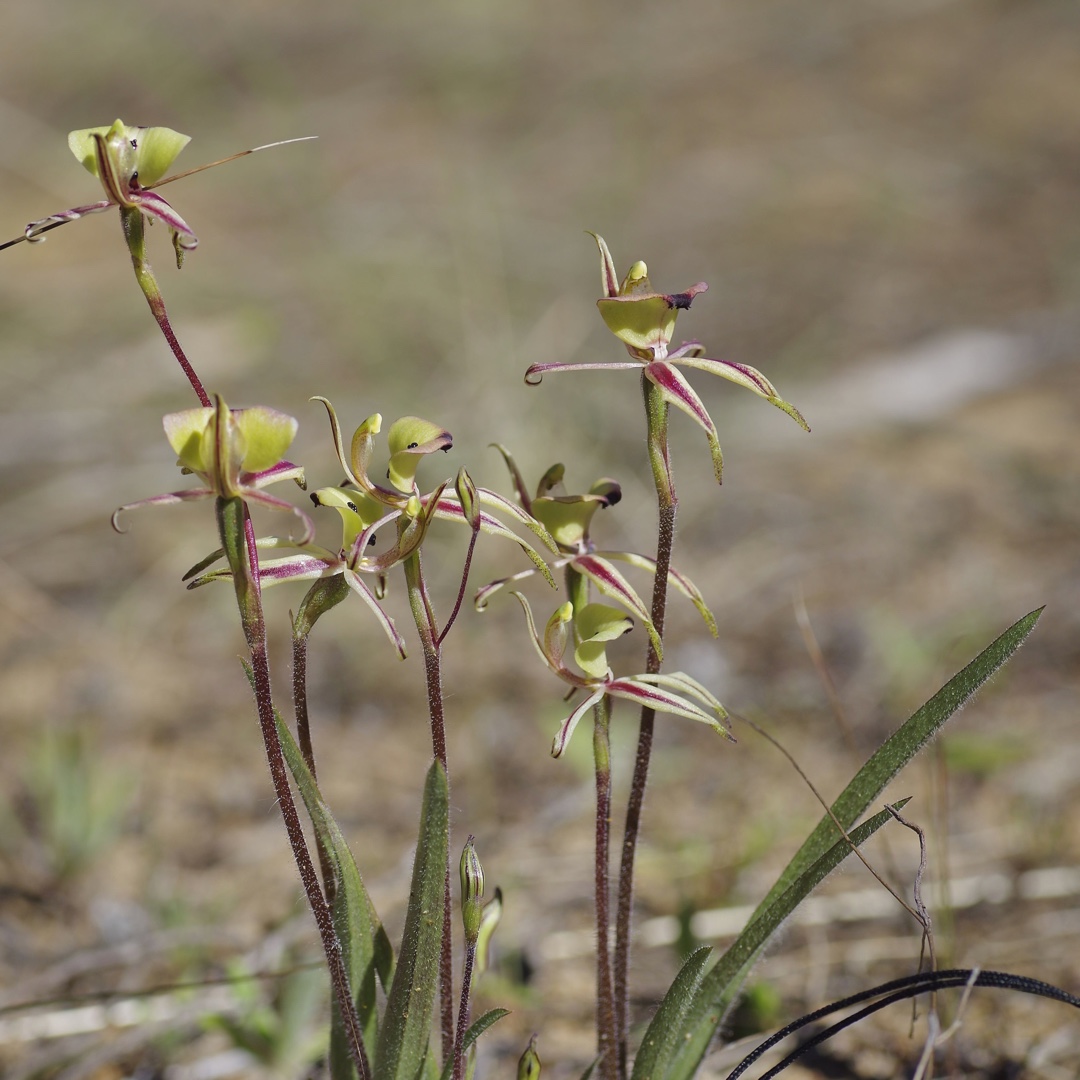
<box><xmin>217</xmin><ymin>497</ymin><xmax>369</xmax><ymax>1080</ymax></box>
<box><xmin>613</xmin><ymin>376</ymin><xmax>677</xmax><ymax>1080</ymax></box>
<box><xmin>120</xmin><ymin>206</ymin><xmax>210</xmax><ymax>407</ymax></box>
<box><xmin>404</xmin><ymin>549</ymin><xmax>455</xmax><ymax>1065</ymax></box>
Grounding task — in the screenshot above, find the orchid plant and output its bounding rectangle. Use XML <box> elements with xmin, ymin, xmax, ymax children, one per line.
<box><xmin>3</xmin><ymin>121</ymin><xmax>1065</xmax><ymax>1080</ymax></box>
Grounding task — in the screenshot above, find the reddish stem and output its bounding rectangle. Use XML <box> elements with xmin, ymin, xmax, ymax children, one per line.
<box><xmin>613</xmin><ymin>377</ymin><xmax>677</xmax><ymax>1079</ymax></box>
<box><xmin>218</xmin><ymin>499</ymin><xmax>369</xmax><ymax>1080</ymax></box>
<box><xmin>120</xmin><ymin>206</ymin><xmax>210</xmax><ymax>406</ymax></box>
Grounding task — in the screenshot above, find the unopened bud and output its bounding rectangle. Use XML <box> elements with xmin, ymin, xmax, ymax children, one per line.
<box><xmin>518</xmin><ymin>1035</ymin><xmax>541</xmax><ymax>1080</ymax></box>
<box><xmin>455</xmin><ymin>466</ymin><xmax>480</xmax><ymax>530</ymax></box>
<box><xmin>459</xmin><ymin>835</ymin><xmax>485</xmax><ymax>943</ymax></box>
<box><xmin>475</xmin><ymin>885</ymin><xmax>502</xmax><ymax>974</ymax></box>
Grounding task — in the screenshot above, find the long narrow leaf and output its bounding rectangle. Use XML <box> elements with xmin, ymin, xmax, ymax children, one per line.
<box><xmin>276</xmin><ymin>716</ymin><xmax>390</xmax><ymax>1078</ymax></box>
<box><xmin>630</xmin><ymin>946</ymin><xmax>713</xmax><ymax>1080</ymax></box>
<box><xmin>663</xmin><ymin>606</ymin><xmax>1042</xmax><ymax>1079</ymax></box>
<box><xmin>376</xmin><ymin>760</ymin><xmax>450</xmax><ymax>1080</ymax></box>
<box><xmin>765</xmin><ymin>607</ymin><xmax>1042</xmax><ymax>910</ymax></box>
<box><xmin>665</xmin><ymin>803</ymin><xmax>907</xmax><ymax>1080</ymax></box>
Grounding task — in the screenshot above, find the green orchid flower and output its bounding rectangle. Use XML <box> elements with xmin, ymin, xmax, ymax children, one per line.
<box><xmin>312</xmin><ymin>398</ymin><xmax>557</xmax><ymax>583</ymax></box>
<box><xmin>476</xmin><ymin>449</ymin><xmax>718</xmax><ymax>651</ymax></box>
<box><xmin>524</xmin><ymin>234</ymin><xmax>809</xmax><ymax>483</ymax></box>
<box><xmin>3</xmin><ymin>122</ymin><xmax>313</xmax><ymax>406</ymax></box>
<box><xmin>16</xmin><ymin>120</ymin><xmax>199</xmax><ymax>265</ymax></box>
<box><xmin>6</xmin><ymin>120</ymin><xmax>312</xmax><ymax>266</ymax></box>
<box><xmin>112</xmin><ymin>395</ymin><xmax>312</xmax><ymax>541</ymax></box>
<box><xmin>179</xmin><ymin>398</ymin><xmax>556</xmax><ymax>657</ymax></box>
<box><xmin>513</xmin><ymin>593</ymin><xmax>730</xmax><ymax>758</ymax></box>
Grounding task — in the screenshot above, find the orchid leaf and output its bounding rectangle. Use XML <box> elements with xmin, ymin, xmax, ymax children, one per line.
<box><xmin>375</xmin><ymin>760</ymin><xmax>449</xmax><ymax>1080</ymax></box>
<box><xmin>665</xmin><ymin>803</ymin><xmax>908</xmax><ymax>1080</ymax></box>
<box><xmin>275</xmin><ymin>714</ymin><xmax>390</xmax><ymax>1075</ymax></box>
<box><xmin>436</xmin><ymin>1010</ymin><xmax>511</xmax><ymax>1080</ymax></box>
<box><xmin>665</xmin><ymin>607</ymin><xmax>1043</xmax><ymax>1079</ymax></box>
<box><xmin>630</xmin><ymin>946</ymin><xmax>713</xmax><ymax>1080</ymax></box>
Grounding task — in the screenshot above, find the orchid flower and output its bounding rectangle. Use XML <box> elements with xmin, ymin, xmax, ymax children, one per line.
<box><xmin>14</xmin><ymin>121</ymin><xmax>198</xmax><ymax>265</ymax></box>
<box><xmin>3</xmin><ymin>121</ymin><xmax>313</xmax><ymax>406</ymax></box>
<box><xmin>6</xmin><ymin>120</ymin><xmax>312</xmax><ymax>266</ymax></box>
<box><xmin>179</xmin><ymin>399</ymin><xmax>556</xmax><ymax>657</ymax></box>
<box><xmin>513</xmin><ymin>593</ymin><xmax>730</xmax><ymax>757</ymax></box>
<box><xmin>524</xmin><ymin>234</ymin><xmax>809</xmax><ymax>483</ymax></box>
<box><xmin>180</xmin><ymin>406</ymin><xmax>455</xmax><ymax>658</ymax></box>
<box><xmin>112</xmin><ymin>396</ymin><xmax>311</xmax><ymax>541</ymax></box>
<box><xmin>475</xmin><ymin>448</ymin><xmax>718</xmax><ymax>656</ymax></box>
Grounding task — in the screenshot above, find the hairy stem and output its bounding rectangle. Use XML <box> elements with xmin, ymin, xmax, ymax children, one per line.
<box><xmin>452</xmin><ymin>941</ymin><xmax>477</xmax><ymax>1080</ymax></box>
<box><xmin>292</xmin><ymin>631</ymin><xmax>336</xmax><ymax>905</ymax></box>
<box><xmin>594</xmin><ymin>693</ymin><xmax>617</xmax><ymax>1080</ymax></box>
<box><xmin>120</xmin><ymin>206</ymin><xmax>210</xmax><ymax>407</ymax></box>
<box><xmin>217</xmin><ymin>498</ymin><xmax>369</xmax><ymax>1080</ymax></box>
<box><xmin>613</xmin><ymin>377</ymin><xmax>677</xmax><ymax>1079</ymax></box>
<box><xmin>404</xmin><ymin>550</ymin><xmax>455</xmax><ymax>1065</ymax></box>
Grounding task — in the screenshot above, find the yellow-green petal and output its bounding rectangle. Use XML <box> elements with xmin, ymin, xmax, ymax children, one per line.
<box><xmin>234</xmin><ymin>406</ymin><xmax>298</xmax><ymax>473</ymax></box>
<box><xmin>68</xmin><ymin>121</ymin><xmax>190</xmax><ymax>186</ymax></box>
<box><xmin>163</xmin><ymin>407</ymin><xmax>214</xmax><ymax>473</ymax></box>
<box><xmin>130</xmin><ymin>125</ymin><xmax>191</xmax><ymax>185</ymax></box>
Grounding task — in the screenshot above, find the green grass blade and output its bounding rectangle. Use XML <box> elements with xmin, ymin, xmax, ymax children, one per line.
<box><xmin>631</xmin><ymin>946</ymin><xmax>713</xmax><ymax>1080</ymax></box>
<box><xmin>275</xmin><ymin>715</ymin><xmax>389</xmax><ymax>1078</ymax></box>
<box><xmin>662</xmin><ymin>606</ymin><xmax>1042</xmax><ymax>1079</ymax></box>
<box><xmin>376</xmin><ymin>759</ymin><xmax>450</xmax><ymax>1080</ymax></box>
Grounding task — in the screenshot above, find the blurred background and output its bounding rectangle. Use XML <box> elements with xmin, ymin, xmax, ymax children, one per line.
<box><xmin>2</xmin><ymin>0</ymin><xmax>1080</xmax><ymax>1076</ymax></box>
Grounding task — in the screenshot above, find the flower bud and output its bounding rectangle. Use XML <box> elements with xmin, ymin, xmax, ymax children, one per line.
<box><xmin>459</xmin><ymin>835</ymin><xmax>485</xmax><ymax>943</ymax></box>
<box><xmin>517</xmin><ymin>1035</ymin><xmax>541</xmax><ymax>1080</ymax></box>
<box><xmin>475</xmin><ymin>885</ymin><xmax>502</xmax><ymax>974</ymax></box>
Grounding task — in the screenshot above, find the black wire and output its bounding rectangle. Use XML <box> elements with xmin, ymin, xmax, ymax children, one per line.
<box><xmin>724</xmin><ymin>969</ymin><xmax>1080</xmax><ymax>1080</ymax></box>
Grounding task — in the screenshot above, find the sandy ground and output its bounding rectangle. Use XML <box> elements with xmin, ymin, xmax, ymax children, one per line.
<box><xmin>1</xmin><ymin>1</ymin><xmax>1079</xmax><ymax>1077</ymax></box>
